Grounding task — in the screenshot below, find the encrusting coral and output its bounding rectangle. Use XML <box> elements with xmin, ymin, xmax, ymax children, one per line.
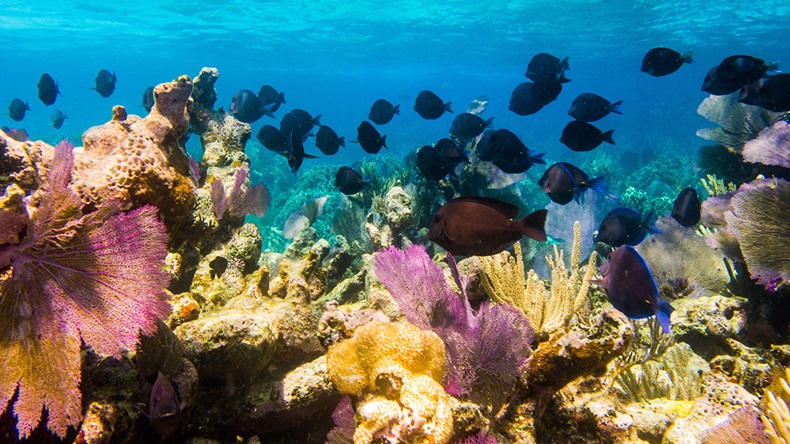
<box><xmin>326</xmin><ymin>320</ymin><xmax>454</xmax><ymax>444</ymax></box>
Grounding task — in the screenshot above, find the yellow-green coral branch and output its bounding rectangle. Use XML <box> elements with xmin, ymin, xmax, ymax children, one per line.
<box><xmin>762</xmin><ymin>367</ymin><xmax>790</xmax><ymax>444</ymax></box>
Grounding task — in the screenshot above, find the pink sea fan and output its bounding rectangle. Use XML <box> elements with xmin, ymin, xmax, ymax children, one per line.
<box><xmin>0</xmin><ymin>140</ymin><xmax>171</xmax><ymax>438</ymax></box>
<box><xmin>742</xmin><ymin>120</ymin><xmax>790</xmax><ymax>169</ymax></box>
<box><xmin>212</xmin><ymin>168</ymin><xmax>270</xmax><ymax>220</ymax></box>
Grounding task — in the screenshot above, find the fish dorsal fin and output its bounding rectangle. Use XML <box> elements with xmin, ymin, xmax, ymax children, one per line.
<box><xmin>451</xmin><ymin>196</ymin><xmax>519</xmax><ymax>219</ymax></box>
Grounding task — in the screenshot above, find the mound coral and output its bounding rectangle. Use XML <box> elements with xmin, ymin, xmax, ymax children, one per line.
<box><xmin>326</xmin><ymin>320</ymin><xmax>453</xmax><ymax>444</ymax></box>
<box><xmin>0</xmin><ymin>141</ymin><xmax>171</xmax><ymax>438</ymax></box>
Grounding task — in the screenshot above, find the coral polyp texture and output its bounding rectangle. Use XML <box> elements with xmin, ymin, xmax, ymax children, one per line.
<box><xmin>326</xmin><ymin>320</ymin><xmax>453</xmax><ymax>444</ymax></box>
<box><xmin>0</xmin><ymin>141</ymin><xmax>171</xmax><ymax>438</ymax></box>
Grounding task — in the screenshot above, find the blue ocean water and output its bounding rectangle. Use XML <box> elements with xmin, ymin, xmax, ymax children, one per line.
<box><xmin>1</xmin><ymin>0</ymin><xmax>789</xmax><ymax>167</ymax></box>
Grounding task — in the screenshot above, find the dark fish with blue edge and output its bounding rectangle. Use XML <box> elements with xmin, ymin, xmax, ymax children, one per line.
<box><xmin>598</xmin><ymin>245</ymin><xmax>674</xmax><ymax>334</ymax></box>
<box><xmin>355</xmin><ymin>120</ymin><xmax>387</xmax><ymax>154</ymax></box>
<box><xmin>37</xmin><ymin>73</ymin><xmax>61</xmax><ymax>106</ymax></box>
<box><xmin>434</xmin><ymin>138</ymin><xmax>467</xmax><ymax>165</ymax></box>
<box><xmin>671</xmin><ymin>187</ymin><xmax>701</xmax><ymax>227</ymax></box>
<box><xmin>209</xmin><ymin>256</ymin><xmax>228</xmax><ymax>279</ymax></box>
<box><xmin>538</xmin><ymin>162</ymin><xmax>605</xmax><ymax>205</ymax></box>
<box><xmin>478</xmin><ymin>129</ymin><xmax>546</xmax><ymax>174</ymax></box>
<box><xmin>150</xmin><ymin>372</ymin><xmax>183</xmax><ymax>437</ymax></box>
<box><xmin>315</xmin><ymin>125</ymin><xmax>345</xmax><ymax>155</ymax></box>
<box><xmin>641</xmin><ymin>47</ymin><xmax>693</xmax><ymax>77</ymax></box>
<box><xmin>335</xmin><ymin>166</ymin><xmax>368</xmax><ymax>195</ymax></box>
<box><xmin>595</xmin><ymin>207</ymin><xmax>659</xmax><ymax>247</ymax></box>
<box><xmin>286</xmin><ymin>126</ymin><xmax>306</xmax><ymax>173</ymax></box>
<box><xmin>560</xmin><ymin>120</ymin><xmax>615</xmax><ymax>152</ymax></box>
<box><xmin>417</xmin><ymin>145</ymin><xmax>454</xmax><ymax>180</ymax></box>
<box><xmin>568</xmin><ymin>93</ymin><xmax>623</xmax><ymax>122</ymax></box>
<box><xmin>531</xmin><ymin>72</ymin><xmax>564</xmax><ymax>105</ymax></box>
<box><xmin>281</xmin><ymin>109</ymin><xmax>321</xmax><ymax>138</ymax></box>
<box><xmin>142</xmin><ymin>86</ymin><xmax>155</xmax><ymax>112</ymax></box>
<box><xmin>428</xmin><ymin>196</ymin><xmax>547</xmax><ymax>257</ymax></box>
<box><xmin>525</xmin><ymin>53</ymin><xmax>570</xmax><ymax>83</ymax></box>
<box><xmin>509</xmin><ymin>82</ymin><xmax>544</xmax><ymax>116</ymax></box>
<box><xmin>450</xmin><ymin>113</ymin><xmax>494</xmax><ymax>139</ymax></box>
<box><xmin>702</xmin><ymin>55</ymin><xmax>779</xmax><ymax>95</ymax></box>
<box><xmin>51</xmin><ymin>110</ymin><xmax>67</xmax><ymax>129</ymax></box>
<box><xmin>257</xmin><ymin>124</ymin><xmax>289</xmax><ymax>154</ymax></box>
<box><xmin>369</xmin><ymin>99</ymin><xmax>400</xmax><ymax>125</ymax></box>
<box><xmin>414</xmin><ymin>90</ymin><xmax>453</xmax><ymax>120</ymax></box>
<box><xmin>230</xmin><ymin>89</ymin><xmax>265</xmax><ymax>123</ymax></box>
<box><xmin>8</xmin><ymin>99</ymin><xmax>30</xmax><ymax>122</ymax></box>
<box><xmin>93</xmin><ymin>69</ymin><xmax>117</xmax><ymax>98</ymax></box>
<box><xmin>739</xmin><ymin>74</ymin><xmax>790</xmax><ymax>112</ymax></box>
<box><xmin>257</xmin><ymin>85</ymin><xmax>286</xmax><ymax>116</ymax></box>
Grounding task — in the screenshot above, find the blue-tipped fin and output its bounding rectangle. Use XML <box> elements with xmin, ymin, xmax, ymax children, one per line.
<box><xmin>654</xmin><ymin>300</ymin><xmax>674</xmax><ymax>335</ymax></box>
<box><xmin>642</xmin><ymin>210</ymin><xmax>660</xmax><ymax>234</ymax></box>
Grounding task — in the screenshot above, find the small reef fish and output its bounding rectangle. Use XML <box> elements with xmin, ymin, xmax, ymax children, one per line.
<box><xmin>598</xmin><ymin>245</ymin><xmax>675</xmax><ymax>334</ymax></box>
<box><xmin>93</xmin><ymin>69</ymin><xmax>117</xmax><ymax>98</ymax></box>
<box><xmin>414</xmin><ymin>90</ymin><xmax>453</xmax><ymax>120</ymax></box>
<box><xmin>335</xmin><ymin>166</ymin><xmax>368</xmax><ymax>195</ymax></box>
<box><xmin>595</xmin><ymin>207</ymin><xmax>659</xmax><ymax>247</ymax></box>
<box><xmin>434</xmin><ymin>138</ymin><xmax>467</xmax><ymax>165</ymax></box>
<box><xmin>560</xmin><ymin>120</ymin><xmax>615</xmax><ymax>152</ymax></box>
<box><xmin>150</xmin><ymin>372</ymin><xmax>183</xmax><ymax>437</ymax></box>
<box><xmin>525</xmin><ymin>53</ymin><xmax>570</xmax><ymax>83</ymax></box>
<box><xmin>671</xmin><ymin>187</ymin><xmax>701</xmax><ymax>227</ymax></box>
<box><xmin>368</xmin><ymin>99</ymin><xmax>400</xmax><ymax>125</ymax></box>
<box><xmin>568</xmin><ymin>93</ymin><xmax>623</xmax><ymax>122</ymax></box>
<box><xmin>739</xmin><ymin>74</ymin><xmax>790</xmax><ymax>112</ymax></box>
<box><xmin>428</xmin><ymin>196</ymin><xmax>547</xmax><ymax>256</ymax></box>
<box><xmin>281</xmin><ymin>109</ymin><xmax>321</xmax><ymax>137</ymax></box>
<box><xmin>50</xmin><ymin>110</ymin><xmax>67</xmax><ymax>129</ymax></box>
<box><xmin>702</xmin><ymin>55</ymin><xmax>778</xmax><ymax>95</ymax></box>
<box><xmin>449</xmin><ymin>113</ymin><xmax>494</xmax><ymax>140</ymax></box>
<box><xmin>315</xmin><ymin>125</ymin><xmax>345</xmax><ymax>155</ymax></box>
<box><xmin>509</xmin><ymin>82</ymin><xmax>544</xmax><ymax>116</ymax></box>
<box><xmin>641</xmin><ymin>47</ymin><xmax>693</xmax><ymax>77</ymax></box>
<box><xmin>230</xmin><ymin>89</ymin><xmax>265</xmax><ymax>123</ymax></box>
<box><xmin>257</xmin><ymin>124</ymin><xmax>289</xmax><ymax>154</ymax></box>
<box><xmin>538</xmin><ymin>162</ymin><xmax>605</xmax><ymax>205</ymax></box>
<box><xmin>355</xmin><ymin>121</ymin><xmax>387</xmax><ymax>154</ymax></box>
<box><xmin>530</xmin><ymin>72</ymin><xmax>564</xmax><ymax>105</ymax></box>
<box><xmin>8</xmin><ymin>99</ymin><xmax>30</xmax><ymax>122</ymax></box>
<box><xmin>477</xmin><ymin>129</ymin><xmax>546</xmax><ymax>174</ymax></box>
<box><xmin>208</xmin><ymin>256</ymin><xmax>228</xmax><ymax>279</ymax></box>
<box><xmin>257</xmin><ymin>85</ymin><xmax>286</xmax><ymax>116</ymax></box>
<box><xmin>417</xmin><ymin>145</ymin><xmax>454</xmax><ymax>180</ymax></box>
<box><xmin>142</xmin><ymin>86</ymin><xmax>155</xmax><ymax>112</ymax></box>
<box><xmin>286</xmin><ymin>126</ymin><xmax>306</xmax><ymax>173</ymax></box>
<box><xmin>37</xmin><ymin>73</ymin><xmax>61</xmax><ymax>106</ymax></box>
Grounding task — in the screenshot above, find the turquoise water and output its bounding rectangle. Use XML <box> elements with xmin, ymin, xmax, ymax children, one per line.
<box><xmin>1</xmin><ymin>0</ymin><xmax>789</xmax><ymax>164</ymax></box>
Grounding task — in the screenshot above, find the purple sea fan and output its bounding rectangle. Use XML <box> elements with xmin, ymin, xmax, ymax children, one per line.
<box><xmin>742</xmin><ymin>120</ymin><xmax>790</xmax><ymax>169</ymax></box>
<box><xmin>211</xmin><ymin>168</ymin><xmax>270</xmax><ymax>220</ymax></box>
<box><xmin>0</xmin><ymin>140</ymin><xmax>171</xmax><ymax>438</ymax></box>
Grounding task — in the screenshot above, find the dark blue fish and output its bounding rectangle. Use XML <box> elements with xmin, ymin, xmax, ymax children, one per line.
<box><xmin>595</xmin><ymin>207</ymin><xmax>659</xmax><ymax>247</ymax></box>
<box><xmin>93</xmin><ymin>69</ymin><xmax>116</xmax><ymax>98</ymax></box>
<box><xmin>509</xmin><ymin>82</ymin><xmax>544</xmax><ymax>116</ymax></box>
<box><xmin>531</xmin><ymin>72</ymin><xmax>564</xmax><ymax>105</ymax></box>
<box><xmin>414</xmin><ymin>90</ymin><xmax>453</xmax><ymax>120</ymax></box>
<box><xmin>142</xmin><ymin>86</ymin><xmax>155</xmax><ymax>112</ymax></box>
<box><xmin>257</xmin><ymin>85</ymin><xmax>286</xmax><ymax>116</ymax></box>
<box><xmin>355</xmin><ymin>120</ymin><xmax>387</xmax><ymax>154</ymax></box>
<box><xmin>671</xmin><ymin>187</ymin><xmax>701</xmax><ymax>227</ymax></box>
<box><xmin>50</xmin><ymin>110</ymin><xmax>67</xmax><ymax>129</ymax></box>
<box><xmin>335</xmin><ymin>166</ymin><xmax>368</xmax><ymax>195</ymax></box>
<box><xmin>257</xmin><ymin>124</ymin><xmax>289</xmax><ymax>154</ymax></box>
<box><xmin>417</xmin><ymin>145</ymin><xmax>454</xmax><ymax>180</ymax></box>
<box><xmin>525</xmin><ymin>53</ymin><xmax>570</xmax><ymax>83</ymax></box>
<box><xmin>8</xmin><ymin>99</ymin><xmax>30</xmax><ymax>122</ymax></box>
<box><xmin>286</xmin><ymin>125</ymin><xmax>306</xmax><ymax>173</ymax></box>
<box><xmin>568</xmin><ymin>93</ymin><xmax>623</xmax><ymax>122</ymax></box>
<box><xmin>37</xmin><ymin>73</ymin><xmax>61</xmax><ymax>106</ymax></box>
<box><xmin>369</xmin><ymin>99</ymin><xmax>400</xmax><ymax>125</ymax></box>
<box><xmin>149</xmin><ymin>372</ymin><xmax>183</xmax><ymax>437</ymax></box>
<box><xmin>702</xmin><ymin>55</ymin><xmax>778</xmax><ymax>95</ymax></box>
<box><xmin>560</xmin><ymin>120</ymin><xmax>615</xmax><ymax>152</ymax></box>
<box><xmin>315</xmin><ymin>125</ymin><xmax>345</xmax><ymax>155</ymax></box>
<box><xmin>538</xmin><ymin>162</ymin><xmax>605</xmax><ymax>205</ymax></box>
<box><xmin>641</xmin><ymin>48</ymin><xmax>693</xmax><ymax>77</ymax></box>
<box><xmin>230</xmin><ymin>89</ymin><xmax>265</xmax><ymax>123</ymax></box>
<box><xmin>281</xmin><ymin>109</ymin><xmax>321</xmax><ymax>138</ymax></box>
<box><xmin>450</xmin><ymin>113</ymin><xmax>493</xmax><ymax>140</ymax></box>
<box><xmin>598</xmin><ymin>245</ymin><xmax>674</xmax><ymax>334</ymax></box>
<box><xmin>739</xmin><ymin>74</ymin><xmax>790</xmax><ymax>112</ymax></box>
<box><xmin>209</xmin><ymin>256</ymin><xmax>228</xmax><ymax>279</ymax></box>
<box><xmin>477</xmin><ymin>129</ymin><xmax>545</xmax><ymax>174</ymax></box>
<box><xmin>434</xmin><ymin>138</ymin><xmax>467</xmax><ymax>165</ymax></box>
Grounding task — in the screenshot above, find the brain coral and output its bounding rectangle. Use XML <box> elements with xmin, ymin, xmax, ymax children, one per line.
<box><xmin>326</xmin><ymin>320</ymin><xmax>453</xmax><ymax>444</ymax></box>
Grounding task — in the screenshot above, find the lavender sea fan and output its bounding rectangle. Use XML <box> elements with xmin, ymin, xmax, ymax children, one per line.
<box><xmin>0</xmin><ymin>140</ymin><xmax>171</xmax><ymax>438</ymax></box>
<box><xmin>212</xmin><ymin>168</ymin><xmax>270</xmax><ymax>220</ymax></box>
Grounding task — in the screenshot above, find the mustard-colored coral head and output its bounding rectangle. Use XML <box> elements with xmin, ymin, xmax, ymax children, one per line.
<box><xmin>326</xmin><ymin>320</ymin><xmax>446</xmax><ymax>396</ymax></box>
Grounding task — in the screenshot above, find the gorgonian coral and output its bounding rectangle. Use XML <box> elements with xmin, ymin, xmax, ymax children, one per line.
<box><xmin>211</xmin><ymin>167</ymin><xmax>269</xmax><ymax>220</ymax></box>
<box><xmin>742</xmin><ymin>120</ymin><xmax>790</xmax><ymax>169</ymax></box>
<box><xmin>0</xmin><ymin>140</ymin><xmax>171</xmax><ymax>438</ymax></box>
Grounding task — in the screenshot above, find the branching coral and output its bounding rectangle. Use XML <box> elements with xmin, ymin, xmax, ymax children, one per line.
<box><xmin>0</xmin><ymin>141</ymin><xmax>171</xmax><ymax>438</ymax></box>
<box><xmin>762</xmin><ymin>367</ymin><xmax>790</xmax><ymax>444</ymax></box>
<box><xmin>615</xmin><ymin>343</ymin><xmax>706</xmax><ymax>402</ymax></box>
<box><xmin>480</xmin><ymin>221</ymin><xmax>597</xmax><ymax>338</ymax></box>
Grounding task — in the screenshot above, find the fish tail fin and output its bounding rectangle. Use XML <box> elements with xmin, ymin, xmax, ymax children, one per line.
<box><xmin>312</xmin><ymin>114</ymin><xmax>322</xmax><ymax>126</ymax></box>
<box><xmin>279</xmin><ymin>92</ymin><xmax>286</xmax><ymax>104</ymax></box>
<box><xmin>601</xmin><ymin>130</ymin><xmax>615</xmax><ymax>145</ymax></box>
<box><xmin>57</xmin><ymin>80</ymin><xmax>62</xmax><ymax>96</ymax></box>
<box><xmin>655</xmin><ymin>300</ymin><xmax>674</xmax><ymax>335</ymax></box>
<box><xmin>381</xmin><ymin>134</ymin><xmax>388</xmax><ymax>149</ymax></box>
<box><xmin>339</xmin><ymin>136</ymin><xmax>346</xmax><ymax>148</ymax></box>
<box><xmin>393</xmin><ymin>104</ymin><xmax>400</xmax><ymax>115</ymax></box>
<box><xmin>531</xmin><ymin>151</ymin><xmax>547</xmax><ymax>165</ymax></box>
<box><xmin>583</xmin><ymin>176</ymin><xmax>607</xmax><ymax>194</ymax></box>
<box><xmin>609</xmin><ymin>100</ymin><xmax>623</xmax><ymax>115</ymax></box>
<box><xmin>484</xmin><ymin>116</ymin><xmax>495</xmax><ymax>128</ymax></box>
<box><xmin>445</xmin><ymin>102</ymin><xmax>454</xmax><ymax>113</ymax></box>
<box><xmin>642</xmin><ymin>210</ymin><xmax>660</xmax><ymax>234</ymax></box>
<box><xmin>263</xmin><ymin>109</ymin><xmax>275</xmax><ymax>118</ymax></box>
<box><xmin>25</xmin><ymin>101</ymin><xmax>31</xmax><ymax>110</ymax></box>
<box><xmin>517</xmin><ymin>209</ymin><xmax>548</xmax><ymax>242</ymax></box>
<box><xmin>560</xmin><ymin>56</ymin><xmax>570</xmax><ymax>71</ymax></box>
<box><xmin>680</xmin><ymin>51</ymin><xmax>694</xmax><ymax>64</ymax></box>
<box><xmin>767</xmin><ymin>61</ymin><xmax>780</xmax><ymax>72</ymax></box>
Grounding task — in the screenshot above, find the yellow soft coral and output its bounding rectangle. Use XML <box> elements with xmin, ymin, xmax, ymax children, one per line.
<box><xmin>326</xmin><ymin>321</ymin><xmax>453</xmax><ymax>444</ymax></box>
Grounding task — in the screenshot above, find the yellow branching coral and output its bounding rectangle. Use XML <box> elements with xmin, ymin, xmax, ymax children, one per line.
<box><xmin>701</xmin><ymin>173</ymin><xmax>737</xmax><ymax>197</ymax></box>
<box><xmin>326</xmin><ymin>321</ymin><xmax>453</xmax><ymax>444</ymax></box>
<box><xmin>762</xmin><ymin>367</ymin><xmax>790</xmax><ymax>444</ymax></box>
<box><xmin>480</xmin><ymin>221</ymin><xmax>597</xmax><ymax>337</ymax></box>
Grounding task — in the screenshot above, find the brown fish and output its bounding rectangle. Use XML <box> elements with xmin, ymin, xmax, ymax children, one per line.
<box><xmin>428</xmin><ymin>196</ymin><xmax>547</xmax><ymax>256</ymax></box>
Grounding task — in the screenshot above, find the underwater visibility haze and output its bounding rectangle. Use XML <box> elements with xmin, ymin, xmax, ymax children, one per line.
<box><xmin>1</xmin><ymin>1</ymin><xmax>790</xmax><ymax>443</ymax></box>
